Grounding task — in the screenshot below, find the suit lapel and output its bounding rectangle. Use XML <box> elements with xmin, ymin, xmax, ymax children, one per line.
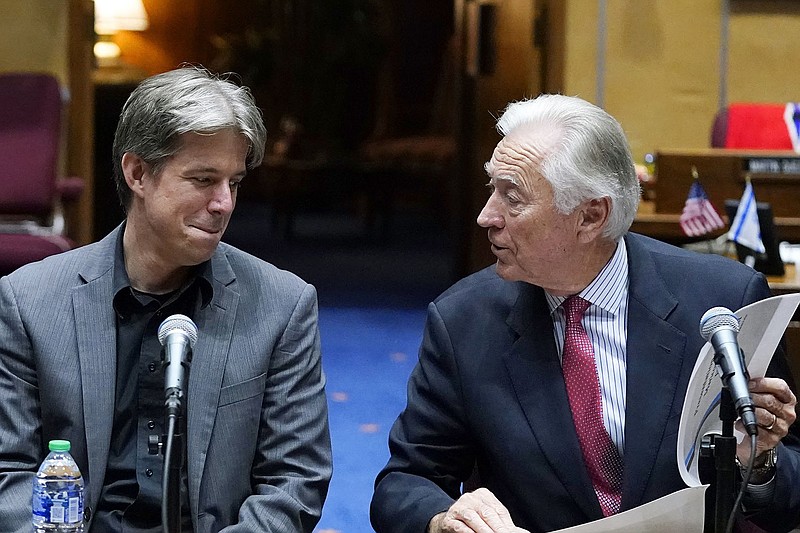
<box><xmin>69</xmin><ymin>228</ymin><xmax>241</xmax><ymax>518</ymax></box>
<box><xmin>620</xmin><ymin>235</ymin><xmax>686</xmax><ymax>510</ymax></box>
<box><xmin>74</xmin><ymin>231</ymin><xmax>119</xmax><ymax>509</ymax></box>
<box><xmin>186</xmin><ymin>250</ymin><xmax>239</xmax><ymax>520</ymax></box>
<box><xmin>501</xmin><ymin>235</ymin><xmax>693</xmax><ymax>518</ymax></box>
<box><xmin>502</xmin><ymin>284</ymin><xmax>602</xmax><ymax>521</ymax></box>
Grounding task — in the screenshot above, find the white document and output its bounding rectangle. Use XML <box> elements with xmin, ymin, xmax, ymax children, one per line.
<box><xmin>550</xmin><ymin>485</ymin><xmax>707</xmax><ymax>533</ymax></box>
<box><xmin>678</xmin><ymin>293</ymin><xmax>800</xmax><ymax>487</ymax></box>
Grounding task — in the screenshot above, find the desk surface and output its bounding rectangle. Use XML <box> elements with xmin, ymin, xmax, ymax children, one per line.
<box><xmin>626</xmin><ymin>208</ymin><xmax>800</xmax><ymax>292</ymax></box>
<box><xmin>653</xmin><ymin>149</ymin><xmax>800</xmax><ymax>216</ymax></box>
<box><xmin>636</xmin><ymin>149</ymin><xmax>800</xmax><ymax>246</ymax></box>
<box><xmin>632</xmin><ymin>205</ymin><xmax>800</xmax><ymax>245</ymax></box>
<box><xmin>767</xmin><ymin>263</ymin><xmax>800</xmax><ymax>293</ymax></box>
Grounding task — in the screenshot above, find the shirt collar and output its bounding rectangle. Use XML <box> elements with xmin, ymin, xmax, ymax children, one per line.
<box><xmin>545</xmin><ymin>238</ymin><xmax>629</xmax><ymax>316</ymax></box>
<box><xmin>111</xmin><ymin>226</ymin><xmax>214</xmax><ymax>315</ymax></box>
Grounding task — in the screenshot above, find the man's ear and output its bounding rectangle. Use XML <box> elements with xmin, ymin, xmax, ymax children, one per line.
<box><xmin>121</xmin><ymin>152</ymin><xmax>147</xmax><ymax>199</ymax></box>
<box><xmin>577</xmin><ymin>197</ymin><xmax>611</xmax><ymax>242</ymax></box>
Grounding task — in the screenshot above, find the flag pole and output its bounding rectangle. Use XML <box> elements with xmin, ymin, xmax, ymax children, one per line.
<box><xmin>691</xmin><ymin>166</ymin><xmax>715</xmax><ymax>253</ymax></box>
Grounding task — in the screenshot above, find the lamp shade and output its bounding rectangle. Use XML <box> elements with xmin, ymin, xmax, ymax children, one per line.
<box><xmin>94</xmin><ymin>0</ymin><xmax>149</xmax><ymax>34</ymax></box>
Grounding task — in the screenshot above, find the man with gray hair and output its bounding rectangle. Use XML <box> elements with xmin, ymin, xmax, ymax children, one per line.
<box><xmin>0</xmin><ymin>66</ymin><xmax>331</xmax><ymax>532</ymax></box>
<box><xmin>371</xmin><ymin>94</ymin><xmax>800</xmax><ymax>532</ymax></box>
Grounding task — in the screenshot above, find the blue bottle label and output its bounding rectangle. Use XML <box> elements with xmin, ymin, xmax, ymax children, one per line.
<box><xmin>33</xmin><ymin>487</ymin><xmax>84</xmax><ymax>524</ymax></box>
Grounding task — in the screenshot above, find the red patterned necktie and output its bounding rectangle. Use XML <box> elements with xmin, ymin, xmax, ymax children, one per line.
<box><xmin>561</xmin><ymin>296</ymin><xmax>623</xmax><ymax>516</ymax></box>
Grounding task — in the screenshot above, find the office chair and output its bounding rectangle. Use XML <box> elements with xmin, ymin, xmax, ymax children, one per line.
<box><xmin>710</xmin><ymin>103</ymin><xmax>796</xmax><ymax>150</ymax></box>
<box><xmin>0</xmin><ymin>72</ymin><xmax>84</xmax><ymax>276</ymax></box>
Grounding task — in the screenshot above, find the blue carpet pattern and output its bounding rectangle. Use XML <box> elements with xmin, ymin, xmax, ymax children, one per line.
<box><xmin>314</xmin><ymin>305</ymin><xmax>427</xmax><ymax>533</ymax></box>
<box><xmin>223</xmin><ymin>199</ymin><xmax>456</xmax><ymax>532</ymax></box>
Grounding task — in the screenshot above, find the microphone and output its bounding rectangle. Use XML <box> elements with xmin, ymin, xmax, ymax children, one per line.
<box><xmin>158</xmin><ymin>314</ymin><xmax>198</xmax><ymax>401</ymax></box>
<box><xmin>699</xmin><ymin>307</ymin><xmax>758</xmax><ymax>436</ymax></box>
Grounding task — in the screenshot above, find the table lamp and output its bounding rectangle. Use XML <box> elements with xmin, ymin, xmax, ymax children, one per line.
<box><xmin>93</xmin><ymin>0</ymin><xmax>149</xmax><ymax>68</ymax></box>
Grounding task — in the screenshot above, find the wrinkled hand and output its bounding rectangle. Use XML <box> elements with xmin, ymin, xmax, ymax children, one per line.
<box><xmin>427</xmin><ymin>488</ymin><xmax>530</xmax><ymax>533</ymax></box>
<box><xmin>736</xmin><ymin>377</ymin><xmax>797</xmax><ymax>464</ymax></box>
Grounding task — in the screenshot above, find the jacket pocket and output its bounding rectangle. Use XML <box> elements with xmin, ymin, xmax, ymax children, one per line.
<box><xmin>217</xmin><ymin>372</ymin><xmax>267</xmax><ymax>407</ymax></box>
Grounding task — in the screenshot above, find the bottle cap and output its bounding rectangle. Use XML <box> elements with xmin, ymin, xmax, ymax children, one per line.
<box><xmin>48</xmin><ymin>439</ymin><xmax>71</xmax><ymax>452</ymax></box>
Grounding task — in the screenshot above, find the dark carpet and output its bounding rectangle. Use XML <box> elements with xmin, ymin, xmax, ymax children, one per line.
<box><xmin>316</xmin><ymin>305</ymin><xmax>428</xmax><ymax>532</ymax></box>
<box><xmin>224</xmin><ymin>198</ymin><xmax>457</xmax><ymax>532</ymax></box>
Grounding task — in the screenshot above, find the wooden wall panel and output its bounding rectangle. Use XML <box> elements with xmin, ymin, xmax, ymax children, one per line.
<box><xmin>462</xmin><ymin>0</ymin><xmax>540</xmax><ymax>274</ymax></box>
<box><xmin>728</xmin><ymin>2</ymin><xmax>800</xmax><ymax>103</ymax></box>
<box><xmin>560</xmin><ymin>0</ymin><xmax>800</xmax><ymax>162</ymax></box>
<box><xmin>0</xmin><ymin>0</ymin><xmax>69</xmax><ymax>81</ymax></box>
<box><xmin>67</xmin><ymin>0</ymin><xmax>95</xmax><ymax>244</ymax></box>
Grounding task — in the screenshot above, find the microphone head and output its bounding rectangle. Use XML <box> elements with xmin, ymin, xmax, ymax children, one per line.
<box><xmin>158</xmin><ymin>314</ymin><xmax>198</xmax><ymax>348</ymax></box>
<box><xmin>699</xmin><ymin>306</ymin><xmax>740</xmax><ymax>341</ymax></box>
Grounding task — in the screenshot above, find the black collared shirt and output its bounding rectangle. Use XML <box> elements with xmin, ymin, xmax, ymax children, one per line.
<box><xmin>93</xmin><ymin>231</ymin><xmax>213</xmax><ymax>532</ymax></box>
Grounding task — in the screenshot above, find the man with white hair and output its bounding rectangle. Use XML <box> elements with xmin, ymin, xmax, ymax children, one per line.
<box><xmin>371</xmin><ymin>94</ymin><xmax>800</xmax><ymax>532</ymax></box>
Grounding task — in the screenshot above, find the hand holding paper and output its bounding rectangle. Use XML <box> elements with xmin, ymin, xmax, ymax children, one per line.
<box><xmin>678</xmin><ymin>293</ymin><xmax>800</xmax><ymax>487</ymax></box>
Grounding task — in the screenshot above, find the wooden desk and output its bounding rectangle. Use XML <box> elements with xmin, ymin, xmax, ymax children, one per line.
<box><xmin>762</xmin><ymin>263</ymin><xmax>800</xmax><ymax>387</ymax></box>
<box><xmin>632</xmin><ymin>149</ymin><xmax>800</xmax><ymax>246</ymax></box>
<box><xmin>653</xmin><ymin>149</ymin><xmax>800</xmax><ymax>216</ymax></box>
<box><xmin>631</xmin><ymin>211</ymin><xmax>800</xmax><ymax>246</ymax></box>
<box><xmin>767</xmin><ymin>262</ymin><xmax>800</xmax><ymax>296</ymax></box>
<box><xmin>631</xmin><ymin>211</ymin><xmax>717</xmax><ymax>245</ymax></box>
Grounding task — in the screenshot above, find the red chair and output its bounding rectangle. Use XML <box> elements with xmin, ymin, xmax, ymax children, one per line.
<box><xmin>710</xmin><ymin>102</ymin><xmax>798</xmax><ymax>151</ymax></box>
<box><xmin>0</xmin><ymin>72</ymin><xmax>84</xmax><ymax>275</ymax></box>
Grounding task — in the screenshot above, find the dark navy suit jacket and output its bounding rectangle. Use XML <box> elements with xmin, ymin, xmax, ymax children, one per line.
<box><xmin>371</xmin><ymin>232</ymin><xmax>800</xmax><ymax>533</ymax></box>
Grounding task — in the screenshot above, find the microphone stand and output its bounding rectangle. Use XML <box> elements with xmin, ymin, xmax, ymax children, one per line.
<box><xmin>700</xmin><ymin>387</ymin><xmax>738</xmax><ymax>533</ymax></box>
<box><xmin>162</xmin><ymin>393</ymin><xmax>184</xmax><ymax>533</ymax></box>
<box><xmin>153</xmin><ymin>315</ymin><xmax>197</xmax><ymax>533</ymax></box>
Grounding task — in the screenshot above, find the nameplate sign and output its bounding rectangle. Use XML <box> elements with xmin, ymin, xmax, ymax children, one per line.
<box><xmin>745</xmin><ymin>157</ymin><xmax>800</xmax><ymax>175</ymax></box>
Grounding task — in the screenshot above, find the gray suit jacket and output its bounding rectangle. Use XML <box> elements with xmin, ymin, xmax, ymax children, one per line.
<box><xmin>0</xmin><ymin>226</ymin><xmax>332</xmax><ymax>532</ymax></box>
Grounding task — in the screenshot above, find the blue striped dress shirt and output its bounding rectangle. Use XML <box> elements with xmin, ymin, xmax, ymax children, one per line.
<box><xmin>546</xmin><ymin>239</ymin><xmax>629</xmax><ymax>456</ymax></box>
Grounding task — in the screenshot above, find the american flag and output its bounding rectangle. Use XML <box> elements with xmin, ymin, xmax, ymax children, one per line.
<box><xmin>679</xmin><ymin>181</ymin><xmax>725</xmax><ymax>237</ymax></box>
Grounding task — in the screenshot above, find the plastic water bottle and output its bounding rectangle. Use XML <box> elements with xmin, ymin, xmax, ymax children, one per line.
<box><xmin>32</xmin><ymin>439</ymin><xmax>85</xmax><ymax>532</ymax></box>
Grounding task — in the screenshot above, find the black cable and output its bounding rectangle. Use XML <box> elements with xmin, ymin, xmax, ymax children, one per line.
<box><xmin>162</xmin><ymin>411</ymin><xmax>177</xmax><ymax>533</ymax></box>
<box><xmin>725</xmin><ymin>433</ymin><xmax>758</xmax><ymax>533</ymax></box>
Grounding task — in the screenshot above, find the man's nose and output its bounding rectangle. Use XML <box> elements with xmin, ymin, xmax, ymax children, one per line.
<box><xmin>477</xmin><ymin>194</ymin><xmax>503</xmax><ymax>228</ymax></box>
<box><xmin>209</xmin><ymin>182</ymin><xmax>235</xmax><ymax>214</ymax></box>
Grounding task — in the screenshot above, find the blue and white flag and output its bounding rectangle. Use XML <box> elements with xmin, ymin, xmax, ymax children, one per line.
<box><xmin>785</xmin><ymin>102</ymin><xmax>800</xmax><ymax>153</ymax></box>
<box><xmin>727</xmin><ymin>181</ymin><xmax>765</xmax><ymax>253</ymax></box>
